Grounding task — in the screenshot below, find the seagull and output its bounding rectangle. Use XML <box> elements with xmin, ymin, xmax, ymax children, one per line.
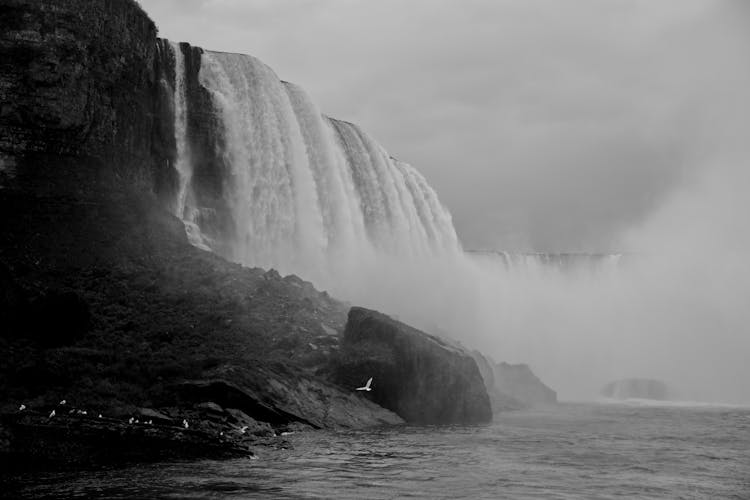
<box><xmin>98</xmin><ymin>414</ymin><xmax>102</xmax><ymax>419</ymax></box>
<box><xmin>239</xmin><ymin>426</ymin><xmax>248</xmax><ymax>434</ymax></box>
<box><xmin>18</xmin><ymin>404</ymin><xmax>26</xmax><ymax>411</ymax></box>
<box><xmin>182</xmin><ymin>419</ymin><xmax>189</xmax><ymax>429</ymax></box>
<box><xmin>128</xmin><ymin>417</ymin><xmax>134</xmax><ymax>424</ymax></box>
<box><xmin>147</xmin><ymin>420</ymin><xmax>153</xmax><ymax>425</ymax></box>
<box><xmin>49</xmin><ymin>409</ymin><xmax>56</xmax><ymax>418</ymax></box>
<box><xmin>356</xmin><ymin>377</ymin><xmax>373</xmax><ymax>392</ymax></box>
<box><xmin>59</xmin><ymin>400</ymin><xmax>66</xmax><ymax>405</ymax></box>
<box><xmin>81</xmin><ymin>411</ymin><xmax>87</xmax><ymax>416</ymax></box>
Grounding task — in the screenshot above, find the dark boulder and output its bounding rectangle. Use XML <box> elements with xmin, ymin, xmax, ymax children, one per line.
<box><xmin>334</xmin><ymin>307</ymin><xmax>492</xmax><ymax>424</ymax></box>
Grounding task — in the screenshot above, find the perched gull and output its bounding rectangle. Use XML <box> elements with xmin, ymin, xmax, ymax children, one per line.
<box><xmin>59</xmin><ymin>400</ymin><xmax>66</xmax><ymax>406</ymax></box>
<box><xmin>128</xmin><ymin>417</ymin><xmax>135</xmax><ymax>425</ymax></box>
<box><xmin>239</xmin><ymin>426</ymin><xmax>248</xmax><ymax>434</ymax></box>
<box><xmin>147</xmin><ymin>420</ymin><xmax>153</xmax><ymax>425</ymax></box>
<box><xmin>49</xmin><ymin>409</ymin><xmax>56</xmax><ymax>418</ymax></box>
<box><xmin>98</xmin><ymin>414</ymin><xmax>103</xmax><ymax>419</ymax></box>
<box><xmin>18</xmin><ymin>404</ymin><xmax>26</xmax><ymax>411</ymax></box>
<box><xmin>356</xmin><ymin>377</ymin><xmax>373</xmax><ymax>392</ymax></box>
<box><xmin>183</xmin><ymin>419</ymin><xmax>189</xmax><ymax>429</ymax></box>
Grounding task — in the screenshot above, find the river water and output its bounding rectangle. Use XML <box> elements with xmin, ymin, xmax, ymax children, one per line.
<box><xmin>5</xmin><ymin>402</ymin><xmax>750</xmax><ymax>499</ymax></box>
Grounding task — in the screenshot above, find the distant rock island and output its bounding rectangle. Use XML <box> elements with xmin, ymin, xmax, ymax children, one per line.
<box><xmin>601</xmin><ymin>378</ymin><xmax>672</xmax><ymax>401</ymax></box>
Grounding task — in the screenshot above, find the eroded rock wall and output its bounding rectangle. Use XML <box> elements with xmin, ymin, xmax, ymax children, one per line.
<box><xmin>0</xmin><ymin>0</ymin><xmax>173</xmax><ymax>198</ymax></box>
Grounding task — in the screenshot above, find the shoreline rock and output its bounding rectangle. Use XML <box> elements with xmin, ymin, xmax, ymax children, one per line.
<box><xmin>333</xmin><ymin>307</ymin><xmax>492</xmax><ymax>425</ymax></box>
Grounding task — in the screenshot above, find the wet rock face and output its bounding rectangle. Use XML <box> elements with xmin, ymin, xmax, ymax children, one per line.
<box><xmin>0</xmin><ymin>0</ymin><xmax>172</xmax><ymax>196</ymax></box>
<box><xmin>334</xmin><ymin>307</ymin><xmax>492</xmax><ymax>425</ymax></box>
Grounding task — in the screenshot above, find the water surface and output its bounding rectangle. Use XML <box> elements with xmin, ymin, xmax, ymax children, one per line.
<box><xmin>5</xmin><ymin>402</ymin><xmax>750</xmax><ymax>499</ymax></box>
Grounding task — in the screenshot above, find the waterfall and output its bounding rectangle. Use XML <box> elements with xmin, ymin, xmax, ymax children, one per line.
<box><xmin>468</xmin><ymin>251</ymin><xmax>623</xmax><ymax>278</ymax></box>
<box><xmin>171</xmin><ymin>41</ymin><xmax>191</xmax><ymax>219</ymax></box>
<box><xmin>168</xmin><ymin>42</ymin><xmax>209</xmax><ymax>251</ymax></box>
<box><xmin>194</xmin><ymin>50</ymin><xmax>459</xmax><ymax>287</ymax></box>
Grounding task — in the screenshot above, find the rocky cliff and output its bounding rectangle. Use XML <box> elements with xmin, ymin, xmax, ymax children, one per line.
<box><xmin>0</xmin><ymin>0</ymin><xmax>179</xmax><ymax>199</ymax></box>
<box><xmin>333</xmin><ymin>308</ymin><xmax>492</xmax><ymax>424</ymax></box>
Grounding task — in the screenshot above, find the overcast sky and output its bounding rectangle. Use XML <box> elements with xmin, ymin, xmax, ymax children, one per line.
<box><xmin>139</xmin><ymin>0</ymin><xmax>748</xmax><ymax>252</ymax></box>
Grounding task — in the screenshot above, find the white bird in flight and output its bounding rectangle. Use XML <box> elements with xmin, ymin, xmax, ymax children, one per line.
<box><xmin>356</xmin><ymin>377</ymin><xmax>373</xmax><ymax>391</ymax></box>
<box><xmin>239</xmin><ymin>426</ymin><xmax>248</xmax><ymax>434</ymax></box>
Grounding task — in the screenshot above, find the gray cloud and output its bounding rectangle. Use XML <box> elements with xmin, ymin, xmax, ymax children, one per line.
<box><xmin>139</xmin><ymin>0</ymin><xmax>742</xmax><ymax>252</ymax></box>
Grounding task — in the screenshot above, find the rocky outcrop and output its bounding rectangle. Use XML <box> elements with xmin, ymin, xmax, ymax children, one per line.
<box><xmin>471</xmin><ymin>351</ymin><xmax>557</xmax><ymax>412</ymax></box>
<box><xmin>601</xmin><ymin>378</ymin><xmax>672</xmax><ymax>400</ymax></box>
<box><xmin>0</xmin><ymin>0</ymin><xmax>176</xmax><ymax>197</ymax></box>
<box><xmin>0</xmin><ymin>410</ymin><xmax>252</xmax><ymax>466</ymax></box>
<box><xmin>333</xmin><ymin>307</ymin><xmax>492</xmax><ymax>424</ymax></box>
<box><xmin>493</xmin><ymin>362</ymin><xmax>557</xmax><ymax>407</ymax></box>
<box><xmin>174</xmin><ymin>365</ymin><xmax>403</xmax><ymax>430</ymax></box>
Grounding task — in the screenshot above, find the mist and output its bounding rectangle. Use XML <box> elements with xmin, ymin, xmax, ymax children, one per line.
<box><xmin>138</xmin><ymin>0</ymin><xmax>750</xmax><ymax>403</ymax></box>
<box><xmin>298</xmin><ymin>0</ymin><xmax>750</xmax><ymax>403</ymax></box>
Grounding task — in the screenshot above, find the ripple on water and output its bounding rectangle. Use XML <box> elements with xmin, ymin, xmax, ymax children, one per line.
<box><xmin>4</xmin><ymin>403</ymin><xmax>750</xmax><ymax>499</ymax></box>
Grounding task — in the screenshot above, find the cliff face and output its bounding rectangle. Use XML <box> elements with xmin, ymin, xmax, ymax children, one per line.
<box><xmin>0</xmin><ymin>0</ymin><xmax>174</xmax><ymax>198</ymax></box>
<box><xmin>334</xmin><ymin>307</ymin><xmax>492</xmax><ymax>424</ymax></box>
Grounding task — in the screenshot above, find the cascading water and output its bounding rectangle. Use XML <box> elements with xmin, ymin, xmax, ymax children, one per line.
<box><xmin>171</xmin><ymin>41</ymin><xmax>190</xmax><ymax>219</ymax></box>
<box><xmin>167</xmin><ymin>42</ymin><xmax>209</xmax><ymax>251</ymax></box>
<box><xmin>194</xmin><ymin>50</ymin><xmax>459</xmax><ymax>289</ymax></box>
